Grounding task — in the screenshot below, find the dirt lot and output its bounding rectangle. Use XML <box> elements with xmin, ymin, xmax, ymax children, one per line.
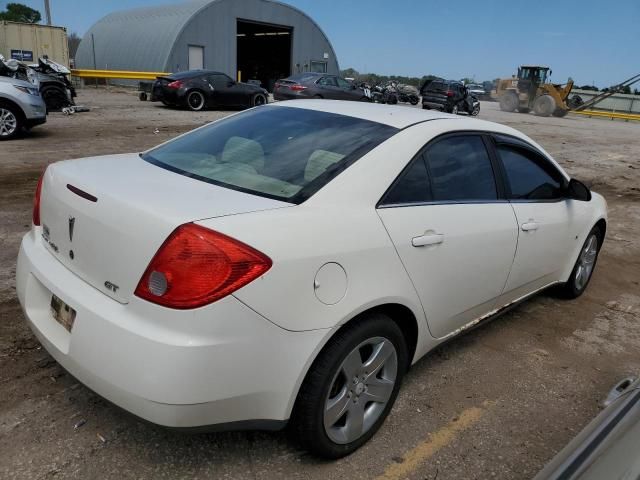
<box><xmin>1</xmin><ymin>89</ymin><xmax>639</xmax><ymax>480</ymax></box>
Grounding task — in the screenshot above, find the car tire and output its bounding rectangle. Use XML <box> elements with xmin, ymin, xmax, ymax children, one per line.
<box><xmin>422</xmin><ymin>104</ymin><xmax>429</xmax><ymax>110</ymax></box>
<box><xmin>252</xmin><ymin>93</ymin><xmax>267</xmax><ymax>107</ymax></box>
<box><xmin>558</xmin><ymin>226</ymin><xmax>602</xmax><ymax>299</ymax></box>
<box><xmin>552</xmin><ymin>108</ymin><xmax>569</xmax><ymax>117</ymax></box>
<box><xmin>499</xmin><ymin>92</ymin><xmax>518</xmax><ymax>112</ymax></box>
<box><xmin>517</xmin><ymin>107</ymin><xmax>530</xmax><ymax>113</ymax></box>
<box><xmin>41</xmin><ymin>85</ymin><xmax>69</xmax><ymax>112</ymax></box>
<box><xmin>449</xmin><ymin>104</ymin><xmax>459</xmax><ymax>115</ymax></box>
<box><xmin>0</xmin><ymin>102</ymin><xmax>24</xmax><ymax>141</ymax></box>
<box><xmin>533</xmin><ymin>95</ymin><xmax>556</xmax><ymax>117</ymax></box>
<box><xmin>186</xmin><ymin>90</ymin><xmax>206</xmax><ymax>111</ymax></box>
<box><xmin>410</xmin><ymin>96</ymin><xmax>420</xmax><ymax>105</ymax></box>
<box><xmin>291</xmin><ymin>313</ymin><xmax>408</xmax><ymax>458</ymax></box>
<box><xmin>471</xmin><ymin>103</ymin><xmax>480</xmax><ymax>116</ymax></box>
<box><xmin>314</xmin><ymin>94</ymin><xmax>323</xmax><ymax>99</ymax></box>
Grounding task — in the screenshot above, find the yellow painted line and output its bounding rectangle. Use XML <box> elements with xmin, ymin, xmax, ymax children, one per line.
<box><xmin>570</xmin><ymin>110</ymin><xmax>640</xmax><ymax>121</ymax></box>
<box><xmin>71</xmin><ymin>69</ymin><xmax>170</xmax><ymax>81</ymax></box>
<box><xmin>375</xmin><ymin>401</ymin><xmax>493</xmax><ymax>480</ymax></box>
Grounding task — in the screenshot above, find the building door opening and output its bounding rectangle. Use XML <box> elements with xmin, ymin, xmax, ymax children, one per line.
<box><xmin>237</xmin><ymin>19</ymin><xmax>292</xmax><ymax>92</ymax></box>
<box><xmin>188</xmin><ymin>45</ymin><xmax>204</xmax><ymax>70</ymax></box>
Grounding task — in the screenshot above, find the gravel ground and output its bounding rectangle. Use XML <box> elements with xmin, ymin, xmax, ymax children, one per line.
<box><xmin>1</xmin><ymin>89</ymin><xmax>639</xmax><ymax>480</ymax></box>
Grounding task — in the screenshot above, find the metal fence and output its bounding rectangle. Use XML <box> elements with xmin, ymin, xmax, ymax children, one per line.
<box><xmin>569</xmin><ymin>89</ymin><xmax>640</xmax><ymax>114</ymax></box>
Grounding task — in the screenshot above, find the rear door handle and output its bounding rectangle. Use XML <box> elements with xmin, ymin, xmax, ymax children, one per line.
<box><xmin>521</xmin><ymin>221</ymin><xmax>539</xmax><ymax>232</ymax></box>
<box><xmin>412</xmin><ymin>233</ymin><xmax>444</xmax><ymax>247</ymax></box>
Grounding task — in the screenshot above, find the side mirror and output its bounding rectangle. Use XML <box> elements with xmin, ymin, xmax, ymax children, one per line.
<box><xmin>567</xmin><ymin>178</ymin><xmax>591</xmax><ymax>201</ymax></box>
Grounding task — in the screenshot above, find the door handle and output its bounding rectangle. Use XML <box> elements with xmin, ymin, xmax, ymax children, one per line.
<box><xmin>412</xmin><ymin>233</ymin><xmax>444</xmax><ymax>247</ymax></box>
<box><xmin>521</xmin><ymin>221</ymin><xmax>539</xmax><ymax>232</ymax></box>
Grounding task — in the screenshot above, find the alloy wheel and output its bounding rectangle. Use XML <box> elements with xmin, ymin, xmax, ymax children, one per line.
<box><xmin>254</xmin><ymin>94</ymin><xmax>266</xmax><ymax>106</ymax></box>
<box><xmin>187</xmin><ymin>91</ymin><xmax>205</xmax><ymax>111</ymax></box>
<box><xmin>324</xmin><ymin>337</ymin><xmax>398</xmax><ymax>444</ymax></box>
<box><xmin>0</xmin><ymin>108</ymin><xmax>18</xmax><ymax>137</ymax></box>
<box><xmin>575</xmin><ymin>234</ymin><xmax>598</xmax><ymax>291</ymax></box>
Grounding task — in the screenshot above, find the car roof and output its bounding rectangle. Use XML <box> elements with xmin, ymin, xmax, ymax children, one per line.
<box><xmin>266</xmin><ymin>101</ymin><xmax>557</xmax><ymax>163</ymax></box>
<box><xmin>270</xmin><ymin>100</ymin><xmax>452</xmax><ymax>129</ymax></box>
<box><xmin>169</xmin><ymin>70</ymin><xmax>226</xmax><ymax>79</ymax></box>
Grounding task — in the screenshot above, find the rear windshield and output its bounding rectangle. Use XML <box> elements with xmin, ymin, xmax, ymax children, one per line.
<box><xmin>142</xmin><ymin>106</ymin><xmax>397</xmax><ymax>203</ymax></box>
<box><xmin>424</xmin><ymin>81</ymin><xmax>446</xmax><ymax>92</ymax></box>
<box><xmin>284</xmin><ymin>73</ymin><xmax>319</xmax><ymax>83</ymax></box>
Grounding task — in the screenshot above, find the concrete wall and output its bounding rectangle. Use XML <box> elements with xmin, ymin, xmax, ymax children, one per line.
<box><xmin>569</xmin><ymin>89</ymin><xmax>640</xmax><ymax>114</ymax></box>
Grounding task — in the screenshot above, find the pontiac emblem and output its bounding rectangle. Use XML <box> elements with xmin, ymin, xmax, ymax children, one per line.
<box><xmin>68</xmin><ymin>216</ymin><xmax>75</xmax><ymax>242</ymax></box>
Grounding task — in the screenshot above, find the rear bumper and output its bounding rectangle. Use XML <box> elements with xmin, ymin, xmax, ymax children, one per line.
<box><xmin>16</xmin><ymin>230</ymin><xmax>328</xmax><ymax>428</ymax></box>
<box><xmin>151</xmin><ymin>87</ymin><xmax>181</xmax><ymax>104</ymax></box>
<box><xmin>273</xmin><ymin>90</ymin><xmax>309</xmax><ymax>101</ymax></box>
<box><xmin>421</xmin><ymin>100</ymin><xmax>448</xmax><ymax>110</ymax></box>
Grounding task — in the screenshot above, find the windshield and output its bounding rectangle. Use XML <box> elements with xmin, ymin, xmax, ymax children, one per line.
<box><xmin>142</xmin><ymin>106</ymin><xmax>397</xmax><ymax>203</ymax></box>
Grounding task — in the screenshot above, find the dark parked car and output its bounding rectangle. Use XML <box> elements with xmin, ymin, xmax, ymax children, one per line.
<box><xmin>151</xmin><ymin>70</ymin><xmax>268</xmax><ymax>111</ymax></box>
<box><xmin>420</xmin><ymin>78</ymin><xmax>467</xmax><ymax>113</ymax></box>
<box><xmin>274</xmin><ymin>73</ymin><xmax>370</xmax><ymax>102</ymax></box>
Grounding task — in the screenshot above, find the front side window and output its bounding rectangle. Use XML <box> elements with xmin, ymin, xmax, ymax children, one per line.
<box><xmin>497</xmin><ymin>145</ymin><xmax>564</xmax><ymax>200</ymax></box>
<box><xmin>142</xmin><ymin>106</ymin><xmax>397</xmax><ymax>203</ymax></box>
<box><xmin>318</xmin><ymin>76</ymin><xmax>338</xmax><ymax>87</ymax></box>
<box><xmin>424</xmin><ymin>136</ymin><xmax>497</xmax><ymax>201</ymax></box>
<box><xmin>336</xmin><ymin>77</ymin><xmax>352</xmax><ymax>89</ymax></box>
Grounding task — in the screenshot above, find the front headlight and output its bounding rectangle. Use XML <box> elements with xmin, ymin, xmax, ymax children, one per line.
<box><xmin>13</xmin><ymin>85</ymin><xmax>40</xmax><ymax>96</ymax></box>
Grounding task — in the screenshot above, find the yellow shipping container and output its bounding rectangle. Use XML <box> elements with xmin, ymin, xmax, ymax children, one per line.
<box><xmin>0</xmin><ymin>21</ymin><xmax>69</xmax><ymax>66</ymax></box>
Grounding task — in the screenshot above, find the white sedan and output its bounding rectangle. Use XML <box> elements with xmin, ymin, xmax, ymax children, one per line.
<box><xmin>17</xmin><ymin>101</ymin><xmax>606</xmax><ymax>458</ymax></box>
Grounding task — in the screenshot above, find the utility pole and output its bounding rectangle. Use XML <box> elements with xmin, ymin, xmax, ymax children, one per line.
<box><xmin>44</xmin><ymin>0</ymin><xmax>52</xmax><ymax>25</ymax></box>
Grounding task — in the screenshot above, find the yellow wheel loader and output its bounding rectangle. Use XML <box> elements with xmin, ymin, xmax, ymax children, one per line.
<box><xmin>496</xmin><ymin>65</ymin><xmax>574</xmax><ymax>117</ymax></box>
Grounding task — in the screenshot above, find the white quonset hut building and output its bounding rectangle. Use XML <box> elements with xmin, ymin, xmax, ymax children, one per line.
<box><xmin>75</xmin><ymin>0</ymin><xmax>339</xmax><ymax>91</ymax></box>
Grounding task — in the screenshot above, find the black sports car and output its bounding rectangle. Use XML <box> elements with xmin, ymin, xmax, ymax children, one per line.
<box><xmin>151</xmin><ymin>70</ymin><xmax>268</xmax><ymax>111</ymax></box>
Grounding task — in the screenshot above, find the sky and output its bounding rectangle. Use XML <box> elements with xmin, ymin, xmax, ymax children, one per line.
<box><xmin>3</xmin><ymin>0</ymin><xmax>638</xmax><ymax>88</ymax></box>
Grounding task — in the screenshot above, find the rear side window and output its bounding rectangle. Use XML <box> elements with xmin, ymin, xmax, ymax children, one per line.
<box><xmin>497</xmin><ymin>145</ymin><xmax>564</xmax><ymax>200</ymax></box>
<box><xmin>142</xmin><ymin>106</ymin><xmax>397</xmax><ymax>203</ymax></box>
<box><xmin>381</xmin><ymin>155</ymin><xmax>431</xmax><ymax>205</ymax></box>
<box><xmin>425</xmin><ymin>136</ymin><xmax>497</xmax><ymax>201</ymax></box>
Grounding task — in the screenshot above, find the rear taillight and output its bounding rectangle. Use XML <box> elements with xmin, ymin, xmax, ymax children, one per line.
<box><xmin>134</xmin><ymin>223</ymin><xmax>272</xmax><ymax>309</ymax></box>
<box><xmin>167</xmin><ymin>80</ymin><xmax>183</xmax><ymax>89</ymax></box>
<box><xmin>32</xmin><ymin>166</ymin><xmax>47</xmax><ymax>226</ymax></box>
<box><xmin>290</xmin><ymin>84</ymin><xmax>307</xmax><ymax>91</ymax></box>
<box><xmin>446</xmin><ymin>90</ymin><xmax>454</xmax><ymax>97</ymax></box>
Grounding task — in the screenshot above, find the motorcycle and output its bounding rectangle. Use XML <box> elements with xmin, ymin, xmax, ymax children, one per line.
<box><xmin>369</xmin><ymin>83</ymin><xmax>398</xmax><ymax>104</ymax></box>
<box><xmin>390</xmin><ymin>81</ymin><xmax>420</xmax><ymax>105</ymax></box>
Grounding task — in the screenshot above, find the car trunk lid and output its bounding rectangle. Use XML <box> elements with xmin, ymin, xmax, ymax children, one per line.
<box><xmin>39</xmin><ymin>153</ymin><xmax>290</xmax><ymax>304</ymax></box>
